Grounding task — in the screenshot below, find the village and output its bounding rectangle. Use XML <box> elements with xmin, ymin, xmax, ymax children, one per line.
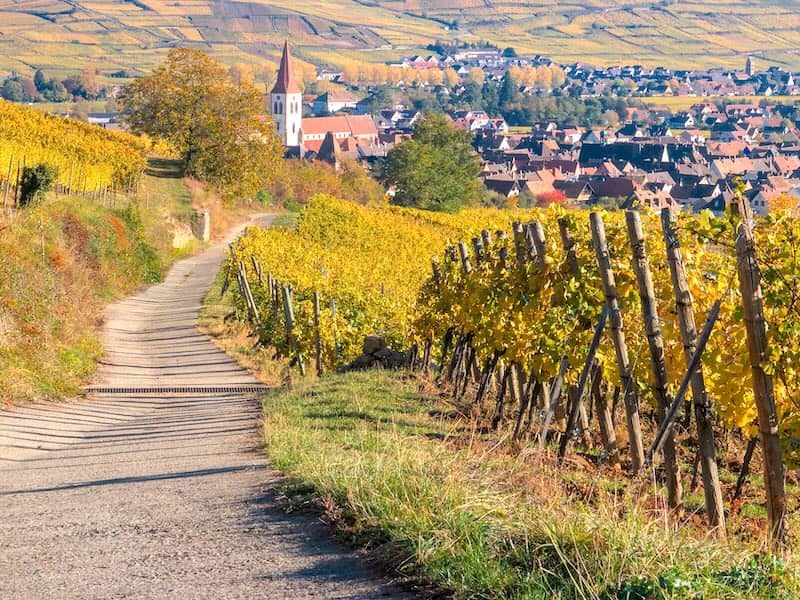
<box><xmin>272</xmin><ymin>42</ymin><xmax>800</xmax><ymax>217</ymax></box>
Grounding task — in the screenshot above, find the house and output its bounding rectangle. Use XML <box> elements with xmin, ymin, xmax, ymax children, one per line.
<box><xmin>553</xmin><ymin>180</ymin><xmax>592</xmax><ymax>203</ymax></box>
<box><xmin>484</xmin><ymin>175</ymin><xmax>520</xmax><ymax>198</ymax></box>
<box><xmin>588</xmin><ymin>178</ymin><xmax>638</xmax><ymax>202</ymax></box>
<box><xmin>312</xmin><ymin>90</ymin><xmax>360</xmax><ymax>115</ymax></box>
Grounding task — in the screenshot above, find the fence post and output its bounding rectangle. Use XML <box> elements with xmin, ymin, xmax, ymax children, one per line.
<box><xmin>735</xmin><ymin>216</ymin><xmax>787</xmax><ymax>548</ymax></box>
<box><xmin>626</xmin><ymin>210</ymin><xmax>682</xmax><ymax>509</ymax></box>
<box><xmin>661</xmin><ymin>208</ymin><xmax>725</xmax><ymax>534</ymax></box>
<box><xmin>590</xmin><ymin>212</ymin><xmax>645</xmax><ymax>473</ymax></box>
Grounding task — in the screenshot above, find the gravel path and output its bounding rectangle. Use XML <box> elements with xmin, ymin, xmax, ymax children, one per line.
<box><xmin>0</xmin><ymin>217</ymin><xmax>409</xmax><ymax>599</ymax></box>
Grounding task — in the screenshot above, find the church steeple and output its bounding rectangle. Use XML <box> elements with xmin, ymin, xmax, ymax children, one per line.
<box><xmin>272</xmin><ymin>40</ymin><xmax>300</xmax><ymax>95</ymax></box>
<box><xmin>270</xmin><ymin>40</ymin><xmax>302</xmax><ymax>147</ymax></box>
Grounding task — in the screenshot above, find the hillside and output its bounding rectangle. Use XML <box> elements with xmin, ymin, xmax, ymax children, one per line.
<box><xmin>3</xmin><ymin>0</ymin><xmax>800</xmax><ymax>80</ymax></box>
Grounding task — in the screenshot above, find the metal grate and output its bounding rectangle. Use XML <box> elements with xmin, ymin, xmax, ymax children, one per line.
<box><xmin>84</xmin><ymin>385</ymin><xmax>271</xmax><ymax>395</ymax></box>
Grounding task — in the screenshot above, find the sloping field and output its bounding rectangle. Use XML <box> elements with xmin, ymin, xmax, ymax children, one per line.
<box><xmin>2</xmin><ymin>0</ymin><xmax>800</xmax><ymax>77</ymax></box>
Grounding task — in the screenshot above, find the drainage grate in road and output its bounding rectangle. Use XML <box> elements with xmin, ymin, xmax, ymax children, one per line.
<box><xmin>84</xmin><ymin>385</ymin><xmax>271</xmax><ymax>395</ymax></box>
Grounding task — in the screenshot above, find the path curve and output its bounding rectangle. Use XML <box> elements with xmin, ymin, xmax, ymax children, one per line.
<box><xmin>0</xmin><ymin>216</ymin><xmax>409</xmax><ymax>599</ymax></box>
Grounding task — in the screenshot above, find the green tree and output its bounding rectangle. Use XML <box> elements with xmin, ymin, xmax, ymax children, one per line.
<box><xmin>2</xmin><ymin>79</ymin><xmax>23</xmax><ymax>102</ymax></box>
<box><xmin>498</xmin><ymin>71</ymin><xmax>520</xmax><ymax>107</ymax></box>
<box><xmin>382</xmin><ymin>113</ymin><xmax>481</xmax><ymax>213</ymax></box>
<box><xmin>121</xmin><ymin>48</ymin><xmax>282</xmax><ymax>200</ymax></box>
<box><xmin>43</xmin><ymin>80</ymin><xmax>68</xmax><ymax>102</ymax></box>
<box><xmin>33</xmin><ymin>69</ymin><xmax>47</xmax><ymax>93</ymax></box>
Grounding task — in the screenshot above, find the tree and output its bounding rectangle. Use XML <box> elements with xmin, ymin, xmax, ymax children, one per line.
<box><xmin>229</xmin><ymin>63</ymin><xmax>255</xmax><ymax>87</ymax></box>
<box><xmin>18</xmin><ymin>78</ymin><xmax>37</xmax><ymax>102</ymax></box>
<box><xmin>1</xmin><ymin>79</ymin><xmax>23</xmax><ymax>102</ymax></box>
<box><xmin>121</xmin><ymin>48</ymin><xmax>283</xmax><ymax>200</ymax></box>
<box><xmin>499</xmin><ymin>71</ymin><xmax>520</xmax><ymax>106</ymax></box>
<box><xmin>468</xmin><ymin>67</ymin><xmax>485</xmax><ymax>86</ymax></box>
<box><xmin>427</xmin><ymin>68</ymin><xmax>444</xmax><ymax>86</ymax></box>
<box><xmin>381</xmin><ymin>113</ymin><xmax>481</xmax><ymax>213</ymax></box>
<box><xmin>535</xmin><ymin>190</ymin><xmax>567</xmax><ymax>207</ymax></box>
<box><xmin>34</xmin><ymin>69</ymin><xmax>47</xmax><ymax>93</ymax></box>
<box><xmin>443</xmin><ymin>67</ymin><xmax>459</xmax><ymax>87</ymax></box>
<box><xmin>79</xmin><ymin>66</ymin><xmax>99</xmax><ymax>98</ymax></box>
<box><xmin>43</xmin><ymin>81</ymin><xmax>69</xmax><ymax>102</ymax></box>
<box><xmin>502</xmin><ymin>47</ymin><xmax>517</xmax><ymax>58</ymax></box>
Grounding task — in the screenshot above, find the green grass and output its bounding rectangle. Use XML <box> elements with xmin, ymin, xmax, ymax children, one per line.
<box><xmin>260</xmin><ymin>370</ymin><xmax>798</xmax><ymax>599</ymax></box>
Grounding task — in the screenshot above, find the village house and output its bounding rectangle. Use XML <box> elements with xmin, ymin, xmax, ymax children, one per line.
<box><xmin>312</xmin><ymin>90</ymin><xmax>360</xmax><ymax>116</ymax></box>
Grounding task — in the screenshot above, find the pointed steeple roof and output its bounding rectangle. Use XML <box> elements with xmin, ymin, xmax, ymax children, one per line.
<box><xmin>272</xmin><ymin>40</ymin><xmax>300</xmax><ymax>95</ymax></box>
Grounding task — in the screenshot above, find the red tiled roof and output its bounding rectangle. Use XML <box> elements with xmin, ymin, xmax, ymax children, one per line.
<box><xmin>301</xmin><ymin>115</ymin><xmax>378</xmax><ymax>137</ymax></box>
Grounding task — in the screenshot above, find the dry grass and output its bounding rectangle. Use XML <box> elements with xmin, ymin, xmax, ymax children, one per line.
<box><xmin>199</xmin><ymin>259</ymin><xmax>800</xmax><ymax>599</ymax></box>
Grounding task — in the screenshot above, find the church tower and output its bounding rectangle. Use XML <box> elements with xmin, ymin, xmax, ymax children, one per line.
<box><xmin>745</xmin><ymin>55</ymin><xmax>753</xmax><ymax>77</ymax></box>
<box><xmin>271</xmin><ymin>41</ymin><xmax>302</xmax><ymax>148</ymax></box>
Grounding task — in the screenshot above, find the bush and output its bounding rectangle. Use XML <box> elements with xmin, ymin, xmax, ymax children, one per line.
<box><xmin>19</xmin><ymin>163</ymin><xmax>58</xmax><ymax>207</ymax></box>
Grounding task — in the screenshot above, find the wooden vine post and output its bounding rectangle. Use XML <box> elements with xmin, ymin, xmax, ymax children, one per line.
<box><xmin>3</xmin><ymin>154</ymin><xmax>11</xmax><ymax>208</ymax></box>
<box><xmin>734</xmin><ymin>210</ymin><xmax>787</xmax><ymax>548</ymax></box>
<box><xmin>313</xmin><ymin>291</ymin><xmax>323</xmax><ymax>377</ymax></box>
<box><xmin>590</xmin><ymin>212</ymin><xmax>645</xmax><ymax>473</ymax></box>
<box><xmin>626</xmin><ymin>211</ymin><xmax>682</xmax><ymax>509</ymax></box>
<box><xmin>660</xmin><ymin>209</ymin><xmax>725</xmax><ymax>534</ymax></box>
<box><xmin>282</xmin><ymin>285</ymin><xmax>306</xmax><ymax>377</ymax></box>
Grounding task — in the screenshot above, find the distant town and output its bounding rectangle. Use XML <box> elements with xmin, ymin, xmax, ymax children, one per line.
<box><xmin>7</xmin><ymin>41</ymin><xmax>800</xmax><ymax>217</ymax></box>
<box><xmin>268</xmin><ymin>43</ymin><xmax>800</xmax><ymax>218</ymax></box>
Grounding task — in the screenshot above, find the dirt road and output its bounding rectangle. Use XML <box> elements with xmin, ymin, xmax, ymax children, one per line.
<box><xmin>0</xmin><ymin>217</ymin><xmax>408</xmax><ymax>599</ymax></box>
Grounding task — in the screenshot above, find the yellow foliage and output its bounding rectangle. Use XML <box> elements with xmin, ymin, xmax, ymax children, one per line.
<box><xmin>230</xmin><ymin>198</ymin><xmax>800</xmax><ymax>462</ymax></box>
<box><xmin>0</xmin><ymin>99</ymin><xmax>147</xmax><ymax>190</ymax></box>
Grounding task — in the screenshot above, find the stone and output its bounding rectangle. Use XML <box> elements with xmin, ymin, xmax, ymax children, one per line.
<box><xmin>362</xmin><ymin>335</ymin><xmax>387</xmax><ymax>355</ymax></box>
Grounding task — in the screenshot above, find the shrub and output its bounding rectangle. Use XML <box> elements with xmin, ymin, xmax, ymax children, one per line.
<box><xmin>20</xmin><ymin>163</ymin><xmax>58</xmax><ymax>207</ymax></box>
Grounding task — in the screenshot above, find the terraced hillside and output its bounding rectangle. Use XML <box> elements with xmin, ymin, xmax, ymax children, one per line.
<box><xmin>2</xmin><ymin>0</ymin><xmax>800</xmax><ymax>78</ymax></box>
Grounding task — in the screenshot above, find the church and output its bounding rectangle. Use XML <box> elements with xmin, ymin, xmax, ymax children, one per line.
<box><xmin>270</xmin><ymin>42</ymin><xmax>379</xmax><ymax>154</ymax></box>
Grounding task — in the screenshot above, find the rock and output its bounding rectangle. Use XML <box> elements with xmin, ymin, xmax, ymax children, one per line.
<box><xmin>362</xmin><ymin>335</ymin><xmax>387</xmax><ymax>355</ymax></box>
<box><xmin>337</xmin><ymin>337</ymin><xmax>409</xmax><ymax>373</ymax></box>
<box><xmin>373</xmin><ymin>348</ymin><xmax>408</xmax><ymax>369</ymax></box>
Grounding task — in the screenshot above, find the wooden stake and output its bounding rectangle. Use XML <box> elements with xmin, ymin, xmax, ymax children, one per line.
<box><xmin>457</xmin><ymin>241</ymin><xmax>473</xmax><ymax>273</ymax></box>
<box><xmin>626</xmin><ymin>210</ymin><xmax>682</xmax><ymax>509</ymax></box>
<box><xmin>512</xmin><ymin>221</ymin><xmax>526</xmax><ymax>266</ymax></box>
<box><xmin>557</xmin><ymin>217</ymin><xmax>580</xmax><ymax>275</ymax></box>
<box><xmin>313</xmin><ymin>291</ymin><xmax>323</xmax><ymax>377</ymax></box>
<box><xmin>592</xmin><ymin>361</ymin><xmax>619</xmax><ymax>464</ymax></box>
<box><xmin>538</xmin><ymin>355</ymin><xmax>571</xmax><ymax>450</ymax></box>
<box><xmin>529</xmin><ymin>220</ymin><xmax>547</xmax><ymax>269</ymax></box>
<box><xmin>735</xmin><ymin>218</ymin><xmax>787</xmax><ymax>548</ymax></box>
<box><xmin>3</xmin><ymin>154</ymin><xmax>12</xmax><ymax>208</ymax></box>
<box><xmin>590</xmin><ymin>212</ymin><xmax>645</xmax><ymax>473</ymax></box>
<box><xmin>733</xmin><ymin>437</ymin><xmax>758</xmax><ymax>502</ymax></box>
<box><xmin>282</xmin><ymin>285</ymin><xmax>305</xmax><ymax>377</ymax></box>
<box><xmin>648</xmin><ymin>299</ymin><xmax>721</xmax><ymax>464</ymax></box>
<box><xmin>661</xmin><ymin>209</ymin><xmax>725</xmax><ymax>533</ymax></box>
<box><xmin>558</xmin><ymin>305</ymin><xmax>608</xmax><ymax>461</ymax></box>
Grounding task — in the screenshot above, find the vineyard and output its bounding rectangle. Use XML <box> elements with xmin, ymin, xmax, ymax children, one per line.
<box><xmin>229</xmin><ymin>194</ymin><xmax>800</xmax><ymax>546</ymax></box>
<box><xmin>0</xmin><ymin>99</ymin><xmax>148</xmax><ymax>206</ymax></box>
